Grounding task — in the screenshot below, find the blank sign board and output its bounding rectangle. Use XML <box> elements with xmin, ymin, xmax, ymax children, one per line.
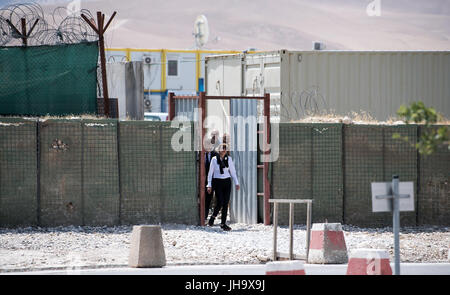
<box><xmin>371</xmin><ymin>182</ymin><xmax>415</xmax><ymax>212</ymax></box>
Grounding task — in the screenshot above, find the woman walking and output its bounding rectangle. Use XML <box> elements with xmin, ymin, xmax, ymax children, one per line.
<box><xmin>206</xmin><ymin>143</ymin><xmax>240</xmax><ymax>231</ymax></box>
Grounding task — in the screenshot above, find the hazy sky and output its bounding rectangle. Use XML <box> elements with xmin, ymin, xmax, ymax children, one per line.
<box><xmin>1</xmin><ymin>0</ymin><xmax>449</xmax><ymax>50</ymax></box>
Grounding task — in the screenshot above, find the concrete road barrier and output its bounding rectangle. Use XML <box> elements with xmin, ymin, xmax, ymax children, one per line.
<box><xmin>308</xmin><ymin>223</ymin><xmax>348</xmax><ymax>264</ymax></box>
<box><xmin>128</xmin><ymin>225</ymin><xmax>166</xmax><ymax>268</ymax></box>
<box><xmin>346</xmin><ymin>249</ymin><xmax>392</xmax><ymax>275</ymax></box>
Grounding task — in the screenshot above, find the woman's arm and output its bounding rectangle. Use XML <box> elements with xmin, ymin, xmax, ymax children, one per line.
<box><xmin>207</xmin><ymin>157</ymin><xmax>216</xmax><ymax>188</ymax></box>
<box><xmin>228</xmin><ymin>157</ymin><xmax>239</xmax><ymax>186</ymax></box>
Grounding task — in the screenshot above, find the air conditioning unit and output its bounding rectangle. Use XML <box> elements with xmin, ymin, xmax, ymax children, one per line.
<box><xmin>144</xmin><ymin>98</ymin><xmax>152</xmax><ymax>111</ymax></box>
<box><xmin>143</xmin><ymin>56</ymin><xmax>152</xmax><ymax>64</ymax></box>
<box><xmin>313</xmin><ymin>41</ymin><xmax>325</xmax><ymax>50</ymax></box>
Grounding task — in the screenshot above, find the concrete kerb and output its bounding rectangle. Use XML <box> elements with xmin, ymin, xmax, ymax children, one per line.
<box><xmin>265</xmin><ymin>261</ymin><xmax>306</xmax><ymax>275</ymax></box>
<box><xmin>4</xmin><ymin>262</ymin><xmax>450</xmax><ymax>275</ymax></box>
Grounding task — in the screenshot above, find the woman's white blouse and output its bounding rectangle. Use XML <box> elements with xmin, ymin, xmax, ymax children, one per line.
<box><xmin>207</xmin><ymin>156</ymin><xmax>239</xmax><ymax>188</ymax></box>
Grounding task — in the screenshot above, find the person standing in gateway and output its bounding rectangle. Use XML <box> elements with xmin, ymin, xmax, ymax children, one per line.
<box><xmin>204</xmin><ymin>130</ymin><xmax>220</xmax><ymax>220</ymax></box>
<box><xmin>206</xmin><ymin>143</ymin><xmax>240</xmax><ymax>231</ymax></box>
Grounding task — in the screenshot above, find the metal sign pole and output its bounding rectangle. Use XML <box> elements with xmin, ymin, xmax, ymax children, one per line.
<box><xmin>392</xmin><ymin>175</ymin><xmax>400</xmax><ymax>275</ymax></box>
<box><xmin>372</xmin><ymin>177</ymin><xmax>414</xmax><ymax>276</ymax></box>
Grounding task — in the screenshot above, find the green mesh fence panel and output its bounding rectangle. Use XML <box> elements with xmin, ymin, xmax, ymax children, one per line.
<box><xmin>0</xmin><ymin>42</ymin><xmax>98</xmax><ymax>116</ymax></box>
<box><xmin>272</xmin><ymin>124</ymin><xmax>313</xmax><ymax>225</ymax></box>
<box><xmin>119</xmin><ymin>121</ymin><xmax>198</xmax><ymax>225</ymax></box>
<box><xmin>0</xmin><ymin>118</ymin><xmax>38</xmax><ymax>227</ymax></box>
<box><xmin>160</xmin><ymin>122</ymin><xmax>197</xmax><ymax>224</ymax></box>
<box><xmin>418</xmin><ymin>125</ymin><xmax>450</xmax><ymax>226</ymax></box>
<box><xmin>383</xmin><ymin>125</ymin><xmax>417</xmax><ymax>226</ymax></box>
<box><xmin>272</xmin><ymin>123</ymin><xmax>343</xmax><ymax>225</ymax></box>
<box><xmin>82</xmin><ymin>120</ymin><xmax>120</xmax><ymax>226</ymax></box>
<box><xmin>344</xmin><ymin>125</ymin><xmax>418</xmax><ymax>227</ymax></box>
<box><xmin>312</xmin><ymin>124</ymin><xmax>343</xmax><ymax>223</ymax></box>
<box><xmin>39</xmin><ymin>120</ymin><xmax>83</xmax><ymax>226</ymax></box>
<box><xmin>3</xmin><ymin>118</ymin><xmax>446</xmax><ymax>227</ymax></box>
<box><xmin>344</xmin><ymin>125</ymin><xmax>385</xmax><ymax>226</ymax></box>
<box><xmin>119</xmin><ymin>121</ymin><xmax>162</xmax><ymax>224</ymax></box>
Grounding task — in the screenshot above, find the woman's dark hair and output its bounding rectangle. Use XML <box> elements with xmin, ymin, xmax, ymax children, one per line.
<box><xmin>217</xmin><ymin>143</ymin><xmax>230</xmax><ymax>156</ymax></box>
<box><xmin>217</xmin><ymin>143</ymin><xmax>228</xmax><ymax>152</ymax></box>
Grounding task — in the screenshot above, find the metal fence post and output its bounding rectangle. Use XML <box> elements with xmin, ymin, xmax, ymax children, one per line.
<box><xmin>270</xmin><ymin>199</ymin><xmax>312</xmax><ymax>261</ymax></box>
<box><xmin>392</xmin><ymin>175</ymin><xmax>400</xmax><ymax>275</ymax></box>
<box><xmin>36</xmin><ymin>120</ymin><xmax>41</xmax><ymax>226</ymax></box>
<box><xmin>306</xmin><ymin>201</ymin><xmax>312</xmax><ymax>261</ymax></box>
<box><xmin>81</xmin><ymin>121</ymin><xmax>85</xmax><ymax>226</ymax></box>
<box><xmin>289</xmin><ymin>202</ymin><xmax>294</xmax><ymax>260</ymax></box>
<box><xmin>199</xmin><ymin>92</ymin><xmax>206</xmax><ymax>225</ymax></box>
<box><xmin>263</xmin><ymin>93</ymin><xmax>271</xmax><ymax>226</ymax></box>
<box><xmin>273</xmin><ymin>202</ymin><xmax>278</xmax><ymax>261</ymax></box>
<box><xmin>117</xmin><ymin>121</ymin><xmax>122</xmax><ymax>225</ymax></box>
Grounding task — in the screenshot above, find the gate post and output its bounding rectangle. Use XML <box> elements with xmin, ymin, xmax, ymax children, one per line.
<box><xmin>168</xmin><ymin>92</ymin><xmax>175</xmax><ymax>121</ymax></box>
<box><xmin>264</xmin><ymin>93</ymin><xmax>271</xmax><ymax>225</ymax></box>
<box><xmin>199</xmin><ymin>92</ymin><xmax>206</xmax><ymax>225</ymax></box>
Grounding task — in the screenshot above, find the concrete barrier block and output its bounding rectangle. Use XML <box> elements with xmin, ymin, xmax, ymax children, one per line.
<box><xmin>128</xmin><ymin>225</ymin><xmax>166</xmax><ymax>268</ymax></box>
<box><xmin>266</xmin><ymin>261</ymin><xmax>306</xmax><ymax>275</ymax></box>
<box><xmin>308</xmin><ymin>223</ymin><xmax>348</xmax><ymax>264</ymax></box>
<box><xmin>346</xmin><ymin>249</ymin><xmax>392</xmax><ymax>275</ymax></box>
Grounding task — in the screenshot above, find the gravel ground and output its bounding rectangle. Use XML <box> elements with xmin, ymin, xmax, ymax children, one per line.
<box><xmin>0</xmin><ymin>223</ymin><xmax>449</xmax><ymax>272</ymax></box>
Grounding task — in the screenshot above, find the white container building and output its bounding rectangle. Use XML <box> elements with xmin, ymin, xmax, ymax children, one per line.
<box><xmin>106</xmin><ymin>48</ymin><xmax>242</xmax><ymax>115</ymax></box>
<box><xmin>205</xmin><ymin>50</ymin><xmax>450</xmax><ymax>122</ymax></box>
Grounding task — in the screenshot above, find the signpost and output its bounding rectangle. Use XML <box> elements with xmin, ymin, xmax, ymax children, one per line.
<box><xmin>371</xmin><ymin>175</ymin><xmax>415</xmax><ymax>275</ymax></box>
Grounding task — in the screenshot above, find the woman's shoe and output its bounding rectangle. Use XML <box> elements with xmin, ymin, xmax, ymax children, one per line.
<box><xmin>220</xmin><ymin>224</ymin><xmax>231</xmax><ymax>231</ymax></box>
<box><xmin>208</xmin><ymin>216</ymin><xmax>215</xmax><ymax>226</ymax></box>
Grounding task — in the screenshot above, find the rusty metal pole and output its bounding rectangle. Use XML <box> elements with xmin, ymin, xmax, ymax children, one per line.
<box><xmin>199</xmin><ymin>92</ymin><xmax>206</xmax><ymax>225</ymax></box>
<box><xmin>21</xmin><ymin>18</ymin><xmax>27</xmax><ymax>46</ymax></box>
<box><xmin>81</xmin><ymin>11</ymin><xmax>116</xmax><ymax>117</ymax></box>
<box><xmin>263</xmin><ymin>93</ymin><xmax>271</xmax><ymax>225</ymax></box>
<box><xmin>97</xmin><ymin>12</ymin><xmax>110</xmax><ymax>117</ymax></box>
<box><xmin>168</xmin><ymin>92</ymin><xmax>175</xmax><ymax>121</ymax></box>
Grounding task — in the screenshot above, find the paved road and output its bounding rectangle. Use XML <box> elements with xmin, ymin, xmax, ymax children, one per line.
<box><xmin>4</xmin><ymin>263</ymin><xmax>450</xmax><ymax>275</ymax></box>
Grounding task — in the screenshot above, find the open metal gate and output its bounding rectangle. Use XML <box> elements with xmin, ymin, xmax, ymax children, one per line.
<box><xmin>168</xmin><ymin>92</ymin><xmax>271</xmax><ymax>226</ymax></box>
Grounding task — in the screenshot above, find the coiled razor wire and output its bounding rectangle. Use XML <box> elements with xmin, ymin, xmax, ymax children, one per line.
<box><xmin>280</xmin><ymin>85</ymin><xmax>330</xmax><ymax>120</ymax></box>
<box><xmin>0</xmin><ymin>2</ymin><xmax>98</xmax><ymax>46</ymax></box>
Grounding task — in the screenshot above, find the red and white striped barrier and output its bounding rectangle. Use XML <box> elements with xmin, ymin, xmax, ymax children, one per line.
<box><xmin>265</xmin><ymin>261</ymin><xmax>306</xmax><ymax>275</ymax></box>
<box><xmin>308</xmin><ymin>223</ymin><xmax>348</xmax><ymax>264</ymax></box>
<box><xmin>346</xmin><ymin>249</ymin><xmax>392</xmax><ymax>275</ymax></box>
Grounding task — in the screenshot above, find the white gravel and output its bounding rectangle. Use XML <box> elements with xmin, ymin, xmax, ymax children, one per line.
<box><xmin>0</xmin><ymin>223</ymin><xmax>449</xmax><ymax>272</ymax></box>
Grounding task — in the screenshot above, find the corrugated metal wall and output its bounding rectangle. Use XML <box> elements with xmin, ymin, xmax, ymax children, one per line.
<box><xmin>229</xmin><ymin>99</ymin><xmax>258</xmax><ymax>224</ymax></box>
<box><xmin>106</xmin><ymin>61</ymin><xmax>144</xmax><ymax>120</ymax></box>
<box><xmin>174</xmin><ymin>98</ymin><xmax>198</xmax><ymax>121</ymax></box>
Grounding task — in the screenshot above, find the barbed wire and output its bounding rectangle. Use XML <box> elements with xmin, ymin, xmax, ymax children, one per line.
<box><xmin>280</xmin><ymin>85</ymin><xmax>329</xmax><ymax>120</ymax></box>
<box><xmin>0</xmin><ymin>2</ymin><xmax>98</xmax><ymax>46</ymax></box>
